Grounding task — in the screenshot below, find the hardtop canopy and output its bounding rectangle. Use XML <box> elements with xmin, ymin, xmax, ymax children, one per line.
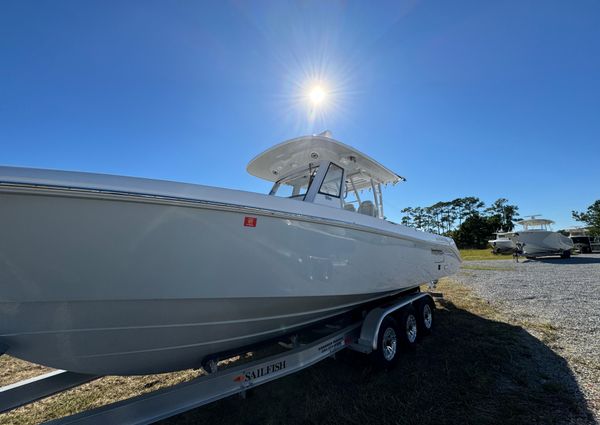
<box><xmin>565</xmin><ymin>227</ymin><xmax>589</xmax><ymax>236</ymax></box>
<box><xmin>247</xmin><ymin>132</ymin><xmax>404</xmax><ymax>190</ymax></box>
<box><xmin>516</xmin><ymin>217</ymin><xmax>554</xmax><ymax>230</ymax></box>
<box><xmin>517</xmin><ymin>218</ymin><xmax>554</xmax><ymax>226</ymax></box>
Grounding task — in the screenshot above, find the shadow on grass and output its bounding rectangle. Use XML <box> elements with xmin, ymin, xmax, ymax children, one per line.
<box><xmin>529</xmin><ymin>255</ymin><xmax>600</xmax><ymax>265</ymax></box>
<box><xmin>160</xmin><ymin>300</ymin><xmax>596</xmax><ymax>425</ymax></box>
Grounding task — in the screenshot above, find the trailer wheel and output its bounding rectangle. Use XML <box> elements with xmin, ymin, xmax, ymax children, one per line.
<box><xmin>416</xmin><ymin>298</ymin><xmax>435</xmax><ymax>337</ymax></box>
<box><xmin>560</xmin><ymin>250</ymin><xmax>571</xmax><ymax>259</ymax></box>
<box><xmin>398</xmin><ymin>306</ymin><xmax>418</xmax><ymax>350</ymax></box>
<box><xmin>373</xmin><ymin>316</ymin><xmax>400</xmax><ymax>369</ymax></box>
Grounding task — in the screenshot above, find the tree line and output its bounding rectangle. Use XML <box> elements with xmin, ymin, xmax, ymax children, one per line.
<box><xmin>400</xmin><ymin>197</ymin><xmax>519</xmax><ymax>249</ymax></box>
<box><xmin>398</xmin><ymin>197</ymin><xmax>600</xmax><ymax>249</ymax></box>
<box><xmin>572</xmin><ymin>200</ymin><xmax>600</xmax><ymax>235</ymax></box>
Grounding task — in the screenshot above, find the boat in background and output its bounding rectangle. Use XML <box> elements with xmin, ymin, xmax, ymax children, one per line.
<box><xmin>0</xmin><ymin>132</ymin><xmax>460</xmax><ymax>375</ymax></box>
<box><xmin>566</xmin><ymin>227</ymin><xmax>600</xmax><ymax>253</ymax></box>
<box><xmin>488</xmin><ymin>232</ymin><xmax>516</xmax><ymax>254</ymax></box>
<box><xmin>508</xmin><ymin>216</ymin><xmax>574</xmax><ymax>259</ymax></box>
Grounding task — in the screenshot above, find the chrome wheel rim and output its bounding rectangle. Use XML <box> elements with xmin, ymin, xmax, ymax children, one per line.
<box><xmin>406</xmin><ymin>314</ymin><xmax>417</xmax><ymax>343</ymax></box>
<box><xmin>382</xmin><ymin>327</ymin><xmax>397</xmax><ymax>361</ymax></box>
<box><xmin>423</xmin><ymin>304</ymin><xmax>432</xmax><ymax>329</ymax></box>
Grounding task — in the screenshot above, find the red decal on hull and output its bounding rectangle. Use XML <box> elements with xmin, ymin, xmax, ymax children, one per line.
<box><xmin>244</xmin><ymin>217</ymin><xmax>257</xmax><ymax>227</ymax></box>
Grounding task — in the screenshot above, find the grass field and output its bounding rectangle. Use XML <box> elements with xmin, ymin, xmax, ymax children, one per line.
<box><xmin>459</xmin><ymin>248</ymin><xmax>510</xmax><ymax>261</ymax></box>
<box><xmin>1</xmin><ymin>279</ymin><xmax>594</xmax><ymax>425</ymax></box>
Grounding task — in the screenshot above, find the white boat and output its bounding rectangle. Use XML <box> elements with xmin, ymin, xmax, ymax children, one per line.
<box><xmin>0</xmin><ymin>132</ymin><xmax>461</xmax><ymax>375</ymax></box>
<box><xmin>508</xmin><ymin>217</ymin><xmax>574</xmax><ymax>259</ymax></box>
<box><xmin>566</xmin><ymin>227</ymin><xmax>600</xmax><ymax>253</ymax></box>
<box><xmin>488</xmin><ymin>232</ymin><xmax>516</xmax><ymax>254</ymax></box>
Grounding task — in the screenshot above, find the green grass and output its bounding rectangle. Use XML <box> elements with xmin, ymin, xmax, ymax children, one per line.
<box><xmin>459</xmin><ymin>248</ymin><xmax>511</xmax><ymax>261</ymax></box>
<box><xmin>1</xmin><ymin>279</ymin><xmax>594</xmax><ymax>425</ymax></box>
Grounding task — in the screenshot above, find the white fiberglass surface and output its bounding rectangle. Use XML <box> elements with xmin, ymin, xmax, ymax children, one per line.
<box><xmin>0</xmin><ymin>192</ymin><xmax>458</xmax><ymax>303</ymax></box>
<box><xmin>247</xmin><ymin>134</ymin><xmax>402</xmax><ymax>185</ymax></box>
<box><xmin>0</xmin><ymin>166</ymin><xmax>459</xmax><ymax>260</ymax></box>
<box><xmin>1</xmin><ymin>293</ymin><xmax>390</xmax><ymax>374</ymax></box>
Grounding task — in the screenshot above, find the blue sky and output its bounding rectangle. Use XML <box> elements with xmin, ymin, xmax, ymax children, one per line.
<box><xmin>1</xmin><ymin>1</ymin><xmax>599</xmax><ymax>229</ymax></box>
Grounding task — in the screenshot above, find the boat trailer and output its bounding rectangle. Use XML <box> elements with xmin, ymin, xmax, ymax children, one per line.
<box><xmin>0</xmin><ymin>291</ymin><xmax>434</xmax><ymax>425</ymax></box>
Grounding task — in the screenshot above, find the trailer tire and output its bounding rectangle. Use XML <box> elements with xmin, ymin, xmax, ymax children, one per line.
<box><xmin>398</xmin><ymin>306</ymin><xmax>418</xmax><ymax>350</ymax></box>
<box><xmin>560</xmin><ymin>250</ymin><xmax>571</xmax><ymax>259</ymax></box>
<box><xmin>416</xmin><ymin>298</ymin><xmax>435</xmax><ymax>337</ymax></box>
<box><xmin>373</xmin><ymin>316</ymin><xmax>401</xmax><ymax>369</ymax></box>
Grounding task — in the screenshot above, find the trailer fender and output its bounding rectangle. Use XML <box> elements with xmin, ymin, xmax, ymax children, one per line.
<box><xmin>356</xmin><ymin>292</ymin><xmax>431</xmax><ymax>351</ymax></box>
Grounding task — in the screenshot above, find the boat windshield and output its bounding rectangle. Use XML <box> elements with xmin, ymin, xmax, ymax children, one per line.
<box><xmin>269</xmin><ymin>164</ymin><xmax>320</xmax><ymax>199</ymax></box>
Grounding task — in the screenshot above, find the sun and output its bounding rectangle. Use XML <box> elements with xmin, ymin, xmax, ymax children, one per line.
<box><xmin>308</xmin><ymin>85</ymin><xmax>327</xmax><ymax>105</ymax></box>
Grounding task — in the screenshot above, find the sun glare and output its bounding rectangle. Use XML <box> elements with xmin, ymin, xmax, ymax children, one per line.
<box><xmin>278</xmin><ymin>56</ymin><xmax>353</xmax><ymax>131</ymax></box>
<box><xmin>309</xmin><ymin>85</ymin><xmax>327</xmax><ymax>105</ymax></box>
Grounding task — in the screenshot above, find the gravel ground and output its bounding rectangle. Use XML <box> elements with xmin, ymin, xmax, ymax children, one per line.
<box><xmin>454</xmin><ymin>253</ymin><xmax>600</xmax><ymax>421</ymax></box>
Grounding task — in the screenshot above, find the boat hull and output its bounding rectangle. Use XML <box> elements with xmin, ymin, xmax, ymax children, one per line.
<box><xmin>0</xmin><ymin>171</ymin><xmax>460</xmax><ymax>375</ymax></box>
<box><xmin>2</xmin><ymin>295</ymin><xmax>395</xmax><ymax>375</ymax></box>
<box><xmin>488</xmin><ymin>238</ymin><xmax>515</xmax><ymax>254</ymax></box>
<box><xmin>510</xmin><ymin>230</ymin><xmax>573</xmax><ymax>257</ymax></box>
